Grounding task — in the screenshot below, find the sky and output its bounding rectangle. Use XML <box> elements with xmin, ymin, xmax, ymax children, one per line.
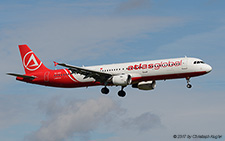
<box><xmin>0</xmin><ymin>0</ymin><xmax>225</xmax><ymax>140</ymax></box>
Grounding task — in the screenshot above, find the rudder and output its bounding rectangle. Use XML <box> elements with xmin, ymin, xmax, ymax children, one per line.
<box><xmin>18</xmin><ymin>44</ymin><xmax>49</xmax><ymax>74</ymax></box>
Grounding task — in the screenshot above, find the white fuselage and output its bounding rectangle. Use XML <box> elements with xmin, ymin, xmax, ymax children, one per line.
<box><xmin>72</xmin><ymin>57</ymin><xmax>212</xmax><ymax>84</ymax></box>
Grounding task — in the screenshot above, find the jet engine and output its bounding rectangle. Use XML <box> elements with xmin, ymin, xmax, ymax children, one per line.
<box><xmin>112</xmin><ymin>74</ymin><xmax>132</xmax><ymax>86</ymax></box>
<box><xmin>132</xmin><ymin>81</ymin><xmax>156</xmax><ymax>90</ymax></box>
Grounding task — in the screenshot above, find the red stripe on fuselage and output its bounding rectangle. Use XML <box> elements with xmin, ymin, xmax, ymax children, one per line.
<box><xmin>19</xmin><ymin>70</ymin><xmax>207</xmax><ymax>88</ymax></box>
<box><xmin>131</xmin><ymin>71</ymin><xmax>207</xmax><ymax>83</ymax></box>
<box><xmin>63</xmin><ymin>69</ymin><xmax>79</xmax><ymax>82</ymax></box>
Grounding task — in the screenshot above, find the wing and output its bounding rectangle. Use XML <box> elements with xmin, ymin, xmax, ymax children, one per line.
<box><xmin>56</xmin><ymin>62</ymin><xmax>112</xmax><ymax>84</ymax></box>
<box><xmin>7</xmin><ymin>73</ymin><xmax>36</xmax><ymax>80</ymax></box>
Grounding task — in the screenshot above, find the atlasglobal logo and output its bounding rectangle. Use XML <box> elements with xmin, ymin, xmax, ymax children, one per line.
<box><xmin>23</xmin><ymin>51</ymin><xmax>42</xmax><ymax>71</ymax></box>
<box><xmin>127</xmin><ymin>60</ymin><xmax>182</xmax><ymax>71</ymax></box>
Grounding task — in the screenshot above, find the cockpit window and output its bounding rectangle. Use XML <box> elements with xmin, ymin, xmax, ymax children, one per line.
<box><xmin>193</xmin><ymin>61</ymin><xmax>205</xmax><ymax>64</ymax></box>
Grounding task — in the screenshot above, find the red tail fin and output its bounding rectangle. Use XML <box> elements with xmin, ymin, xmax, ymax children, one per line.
<box><xmin>19</xmin><ymin>44</ymin><xmax>49</xmax><ymax>74</ymax></box>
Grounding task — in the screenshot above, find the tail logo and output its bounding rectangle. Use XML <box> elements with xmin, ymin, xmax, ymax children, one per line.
<box><xmin>23</xmin><ymin>51</ymin><xmax>42</xmax><ymax>71</ymax></box>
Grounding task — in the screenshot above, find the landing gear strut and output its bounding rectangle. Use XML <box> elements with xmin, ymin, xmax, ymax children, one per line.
<box><xmin>101</xmin><ymin>86</ymin><xmax>109</xmax><ymax>94</ymax></box>
<box><xmin>186</xmin><ymin>77</ymin><xmax>192</xmax><ymax>88</ymax></box>
<box><xmin>118</xmin><ymin>86</ymin><xmax>126</xmax><ymax>97</ymax></box>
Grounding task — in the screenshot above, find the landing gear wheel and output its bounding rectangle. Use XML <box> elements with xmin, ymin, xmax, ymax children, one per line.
<box><xmin>186</xmin><ymin>77</ymin><xmax>192</xmax><ymax>89</ymax></box>
<box><xmin>187</xmin><ymin>84</ymin><xmax>192</xmax><ymax>88</ymax></box>
<box><xmin>118</xmin><ymin>90</ymin><xmax>126</xmax><ymax>97</ymax></box>
<box><xmin>101</xmin><ymin>87</ymin><xmax>109</xmax><ymax>94</ymax></box>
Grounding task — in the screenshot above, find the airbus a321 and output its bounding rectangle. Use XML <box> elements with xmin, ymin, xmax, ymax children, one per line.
<box><xmin>7</xmin><ymin>45</ymin><xmax>212</xmax><ymax>97</ymax></box>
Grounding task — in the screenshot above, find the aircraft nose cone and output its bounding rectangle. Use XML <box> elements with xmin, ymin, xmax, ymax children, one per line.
<box><xmin>206</xmin><ymin>64</ymin><xmax>212</xmax><ymax>73</ymax></box>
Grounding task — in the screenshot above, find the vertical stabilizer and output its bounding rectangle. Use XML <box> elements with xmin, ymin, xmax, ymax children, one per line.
<box><xmin>18</xmin><ymin>44</ymin><xmax>49</xmax><ymax>74</ymax></box>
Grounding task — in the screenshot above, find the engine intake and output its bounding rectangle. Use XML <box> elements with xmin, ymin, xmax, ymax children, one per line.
<box><xmin>112</xmin><ymin>74</ymin><xmax>132</xmax><ymax>86</ymax></box>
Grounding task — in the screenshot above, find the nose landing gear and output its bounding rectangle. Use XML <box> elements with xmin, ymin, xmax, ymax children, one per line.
<box><xmin>186</xmin><ymin>77</ymin><xmax>192</xmax><ymax>88</ymax></box>
<box><xmin>187</xmin><ymin>83</ymin><xmax>192</xmax><ymax>88</ymax></box>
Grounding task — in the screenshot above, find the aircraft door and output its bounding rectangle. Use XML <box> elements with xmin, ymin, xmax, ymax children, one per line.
<box><xmin>44</xmin><ymin>71</ymin><xmax>50</xmax><ymax>82</ymax></box>
<box><xmin>182</xmin><ymin>57</ymin><xmax>188</xmax><ymax>70</ymax></box>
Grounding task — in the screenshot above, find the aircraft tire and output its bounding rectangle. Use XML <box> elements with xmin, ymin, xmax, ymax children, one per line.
<box><xmin>101</xmin><ymin>87</ymin><xmax>109</xmax><ymax>94</ymax></box>
<box><xmin>187</xmin><ymin>84</ymin><xmax>192</xmax><ymax>88</ymax></box>
<box><xmin>118</xmin><ymin>90</ymin><xmax>126</xmax><ymax>97</ymax></box>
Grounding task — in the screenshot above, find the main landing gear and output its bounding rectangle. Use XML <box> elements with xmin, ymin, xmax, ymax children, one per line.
<box><xmin>101</xmin><ymin>86</ymin><xmax>126</xmax><ymax>97</ymax></box>
<box><xmin>186</xmin><ymin>77</ymin><xmax>192</xmax><ymax>88</ymax></box>
<box><xmin>118</xmin><ymin>86</ymin><xmax>126</xmax><ymax>97</ymax></box>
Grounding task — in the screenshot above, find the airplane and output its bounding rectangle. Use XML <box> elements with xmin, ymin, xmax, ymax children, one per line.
<box><xmin>7</xmin><ymin>44</ymin><xmax>212</xmax><ymax>97</ymax></box>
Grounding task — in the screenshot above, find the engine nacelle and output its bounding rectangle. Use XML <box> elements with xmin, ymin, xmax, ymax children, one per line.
<box><xmin>136</xmin><ymin>81</ymin><xmax>156</xmax><ymax>90</ymax></box>
<box><xmin>112</xmin><ymin>74</ymin><xmax>132</xmax><ymax>86</ymax></box>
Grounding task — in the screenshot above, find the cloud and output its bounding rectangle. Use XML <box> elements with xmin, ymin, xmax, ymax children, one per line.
<box><xmin>116</xmin><ymin>0</ymin><xmax>151</xmax><ymax>13</ymax></box>
<box><xmin>25</xmin><ymin>95</ymin><xmax>163</xmax><ymax>141</ymax></box>
<box><xmin>122</xmin><ymin>112</ymin><xmax>162</xmax><ymax>132</ymax></box>
<box><xmin>26</xmin><ymin>96</ymin><xmax>124</xmax><ymax>141</ymax></box>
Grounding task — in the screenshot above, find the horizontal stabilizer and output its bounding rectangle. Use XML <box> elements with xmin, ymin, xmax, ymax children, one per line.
<box><xmin>7</xmin><ymin>73</ymin><xmax>36</xmax><ymax>80</ymax></box>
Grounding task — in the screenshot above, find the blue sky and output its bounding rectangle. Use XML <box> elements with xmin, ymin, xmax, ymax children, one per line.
<box><xmin>1</xmin><ymin>0</ymin><xmax>225</xmax><ymax>140</ymax></box>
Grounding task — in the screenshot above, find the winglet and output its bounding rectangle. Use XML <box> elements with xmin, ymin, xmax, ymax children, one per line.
<box><xmin>53</xmin><ymin>61</ymin><xmax>58</xmax><ymax>67</ymax></box>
